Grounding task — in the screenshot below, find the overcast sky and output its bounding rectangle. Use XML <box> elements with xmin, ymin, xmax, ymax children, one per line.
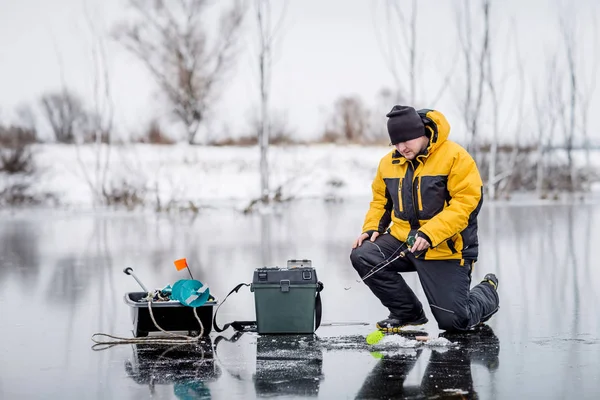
<box><xmin>0</xmin><ymin>0</ymin><xmax>598</xmax><ymax>144</ymax></box>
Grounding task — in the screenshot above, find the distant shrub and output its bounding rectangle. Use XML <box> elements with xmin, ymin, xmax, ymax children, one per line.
<box><xmin>135</xmin><ymin>120</ymin><xmax>175</xmax><ymax>144</ymax></box>
<box><xmin>209</xmin><ymin>132</ymin><xmax>298</xmax><ymax>147</ymax></box>
<box><xmin>0</xmin><ymin>183</ymin><xmax>57</xmax><ymax>206</ymax></box>
<box><xmin>102</xmin><ymin>180</ymin><xmax>146</xmax><ymax>209</ymax></box>
<box><xmin>477</xmin><ymin>142</ymin><xmax>537</xmax><ymax>153</ymax></box>
<box><xmin>214</xmin><ymin>111</ymin><xmax>298</xmax><ymax>147</ymax></box>
<box><xmin>319</xmin><ymin>130</ymin><xmax>342</xmax><ymax>144</ymax></box>
<box><xmin>0</xmin><ymin>183</ymin><xmax>35</xmax><ymax>205</ymax></box>
<box><xmin>0</xmin><ymin>125</ymin><xmax>37</xmax><ymax>147</ymax></box>
<box><xmin>0</xmin><ymin>179</ymin><xmax>58</xmax><ymax>207</ymax></box>
<box><xmin>0</xmin><ymin>147</ymin><xmax>34</xmax><ymax>174</ymax></box>
<box><xmin>475</xmin><ymin>146</ymin><xmax>597</xmax><ymax>198</ymax></box>
<box><xmin>270</xmin><ymin>131</ymin><xmax>296</xmax><ymax>145</ymax></box>
<box><xmin>209</xmin><ymin>135</ymin><xmax>258</xmax><ymax>146</ymax></box>
<box><xmin>320</xmin><ymin>96</ymin><xmax>371</xmax><ymax>144</ymax></box>
<box><xmin>0</xmin><ymin>125</ymin><xmax>36</xmax><ymax>174</ymax></box>
<box><xmin>0</xmin><ymin>122</ymin><xmax>55</xmax><ymax>206</ymax></box>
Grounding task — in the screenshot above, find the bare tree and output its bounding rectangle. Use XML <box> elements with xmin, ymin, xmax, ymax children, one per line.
<box><xmin>577</xmin><ymin>12</ymin><xmax>598</xmax><ymax>184</ymax></box>
<box><xmin>383</xmin><ymin>0</ymin><xmax>417</xmax><ymax>103</ymax></box>
<box><xmin>77</xmin><ymin>1</ymin><xmax>116</xmax><ymax>206</ymax></box>
<box><xmin>257</xmin><ymin>0</ymin><xmax>271</xmax><ymax>204</ymax></box>
<box><xmin>374</xmin><ymin>0</ymin><xmax>454</xmax><ymax>107</ymax></box>
<box><xmin>40</xmin><ymin>90</ymin><xmax>88</xmax><ymax>143</ymax></box>
<box><xmin>490</xmin><ymin>17</ymin><xmax>527</xmax><ymax>199</ymax></box>
<box><xmin>533</xmin><ymin>54</ymin><xmax>561</xmax><ymax>198</ymax></box>
<box><xmin>114</xmin><ymin>0</ymin><xmax>245</xmax><ymax>144</ymax></box>
<box><xmin>553</xmin><ymin>4</ymin><xmax>599</xmax><ymax>193</ymax></box>
<box><xmin>481</xmin><ymin>1</ymin><xmax>499</xmax><ymax>199</ymax></box>
<box><xmin>560</xmin><ymin>13</ymin><xmax>578</xmax><ymax>192</ymax></box>
<box><xmin>454</xmin><ymin>1</ymin><xmax>532</xmax><ymax>199</ymax></box>
<box><xmin>255</xmin><ymin>0</ymin><xmax>288</xmax><ymax>204</ymax></box>
<box><xmin>454</xmin><ymin>0</ymin><xmax>490</xmax><ymax>158</ymax></box>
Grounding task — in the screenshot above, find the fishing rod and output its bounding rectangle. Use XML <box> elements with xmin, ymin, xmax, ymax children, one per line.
<box><xmin>347</xmin><ymin>236</ymin><xmax>426</xmax><ymax>289</ymax></box>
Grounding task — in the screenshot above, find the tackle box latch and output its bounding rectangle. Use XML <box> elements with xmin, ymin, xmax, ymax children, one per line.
<box><xmin>280</xmin><ymin>280</ymin><xmax>290</xmax><ymax>292</ymax></box>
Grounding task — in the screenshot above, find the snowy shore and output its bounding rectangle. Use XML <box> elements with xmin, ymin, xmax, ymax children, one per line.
<box><xmin>7</xmin><ymin>144</ymin><xmax>382</xmax><ymax>210</ymax></box>
<box><xmin>2</xmin><ymin>143</ymin><xmax>599</xmax><ymax>211</ymax></box>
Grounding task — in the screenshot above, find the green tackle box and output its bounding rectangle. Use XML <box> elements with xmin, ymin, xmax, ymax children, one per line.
<box><xmin>250</xmin><ymin>262</ymin><xmax>322</xmax><ymax>334</ymax></box>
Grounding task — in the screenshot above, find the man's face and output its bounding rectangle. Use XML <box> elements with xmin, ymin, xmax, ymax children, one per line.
<box><xmin>394</xmin><ymin>136</ymin><xmax>429</xmax><ymax>160</ymax></box>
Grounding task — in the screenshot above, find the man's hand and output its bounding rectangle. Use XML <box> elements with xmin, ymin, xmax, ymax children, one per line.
<box><xmin>410</xmin><ymin>234</ymin><xmax>431</xmax><ymax>253</ymax></box>
<box><xmin>352</xmin><ymin>231</ymin><xmax>380</xmax><ymax>248</ymax></box>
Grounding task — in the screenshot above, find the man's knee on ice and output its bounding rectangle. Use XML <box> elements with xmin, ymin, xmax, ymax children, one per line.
<box><xmin>350</xmin><ymin>247</ymin><xmax>371</xmax><ymax>275</ymax></box>
<box><xmin>434</xmin><ymin>310</ymin><xmax>470</xmax><ymax>332</ymax></box>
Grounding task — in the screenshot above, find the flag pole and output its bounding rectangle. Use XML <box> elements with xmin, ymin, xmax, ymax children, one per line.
<box><xmin>175</xmin><ymin>258</ymin><xmax>195</xmax><ymax>280</ymax></box>
<box><xmin>186</xmin><ymin>264</ymin><xmax>194</xmax><ymax>280</ymax></box>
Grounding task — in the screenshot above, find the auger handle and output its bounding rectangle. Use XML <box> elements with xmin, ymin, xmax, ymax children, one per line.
<box><xmin>123</xmin><ymin>267</ymin><xmax>149</xmax><ymax>292</ymax></box>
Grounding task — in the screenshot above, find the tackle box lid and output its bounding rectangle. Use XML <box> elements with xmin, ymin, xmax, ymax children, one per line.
<box><xmin>252</xmin><ymin>266</ymin><xmax>318</xmax><ymax>285</ymax></box>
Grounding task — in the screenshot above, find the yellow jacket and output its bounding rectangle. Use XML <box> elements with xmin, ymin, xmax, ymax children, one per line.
<box><xmin>362</xmin><ymin>109</ymin><xmax>483</xmax><ymax>261</ymax></box>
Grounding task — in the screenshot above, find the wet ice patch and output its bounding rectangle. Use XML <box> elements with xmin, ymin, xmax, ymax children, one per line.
<box><xmin>325</xmin><ymin>341</ymin><xmax>362</xmax><ymax>350</ymax></box>
<box><xmin>443</xmin><ymin>389</ymin><xmax>469</xmax><ymax>395</ymax></box>
<box><xmin>376</xmin><ymin>335</ymin><xmax>456</xmax><ymax>348</ymax></box>
<box><xmin>318</xmin><ymin>334</ymin><xmax>456</xmax><ymax>352</ymax></box>
<box><xmin>424</xmin><ymin>337</ymin><xmax>454</xmax><ymax>347</ymax></box>
<box><xmin>376</xmin><ymin>335</ymin><xmax>419</xmax><ymax>348</ymax></box>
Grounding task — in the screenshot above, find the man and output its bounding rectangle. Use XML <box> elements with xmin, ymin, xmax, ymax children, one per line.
<box><xmin>350</xmin><ymin>105</ymin><xmax>499</xmax><ymax>332</ymax></box>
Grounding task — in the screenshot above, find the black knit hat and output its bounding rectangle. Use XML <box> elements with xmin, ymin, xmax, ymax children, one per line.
<box><xmin>386</xmin><ymin>105</ymin><xmax>425</xmax><ymax>145</ymax></box>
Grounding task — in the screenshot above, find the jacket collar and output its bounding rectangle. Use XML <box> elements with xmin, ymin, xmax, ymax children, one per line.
<box><xmin>391</xmin><ymin>145</ymin><xmax>430</xmax><ymax>165</ymax></box>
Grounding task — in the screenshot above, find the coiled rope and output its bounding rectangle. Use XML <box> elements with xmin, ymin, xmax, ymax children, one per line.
<box><xmin>91</xmin><ymin>290</ymin><xmax>204</xmax><ymax>351</ymax></box>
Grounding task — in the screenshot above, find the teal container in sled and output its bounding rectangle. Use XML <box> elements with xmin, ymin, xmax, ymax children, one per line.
<box><xmin>250</xmin><ymin>263</ymin><xmax>322</xmax><ymax>334</ymax></box>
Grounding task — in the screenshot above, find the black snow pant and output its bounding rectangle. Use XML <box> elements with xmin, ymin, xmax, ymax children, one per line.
<box><xmin>350</xmin><ymin>233</ymin><xmax>499</xmax><ymax>331</ymax></box>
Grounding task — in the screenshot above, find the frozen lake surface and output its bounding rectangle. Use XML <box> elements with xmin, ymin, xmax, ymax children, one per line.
<box><xmin>1</xmin><ymin>198</ymin><xmax>599</xmax><ymax>399</ymax></box>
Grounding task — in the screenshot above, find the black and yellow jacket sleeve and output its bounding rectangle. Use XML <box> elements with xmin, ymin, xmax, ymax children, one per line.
<box><xmin>418</xmin><ymin>145</ymin><xmax>483</xmax><ymax>252</ymax></box>
<box><xmin>361</xmin><ymin>109</ymin><xmax>484</xmax><ymax>261</ymax></box>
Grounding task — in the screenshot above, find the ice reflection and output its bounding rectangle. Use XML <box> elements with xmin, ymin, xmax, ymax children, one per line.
<box><xmin>0</xmin><ymin>219</ymin><xmax>40</xmax><ymax>282</ymax></box>
<box><xmin>0</xmin><ymin>200</ymin><xmax>599</xmax><ymax>399</ymax></box>
<box><xmin>124</xmin><ymin>339</ymin><xmax>220</xmax><ymax>398</ymax></box>
<box><xmin>484</xmin><ymin>203</ymin><xmax>599</xmax><ymax>335</ymax></box>
<box><xmin>356</xmin><ymin>326</ymin><xmax>500</xmax><ymax>399</ymax></box>
<box><xmin>253</xmin><ymin>335</ymin><xmax>323</xmax><ymax>397</ymax></box>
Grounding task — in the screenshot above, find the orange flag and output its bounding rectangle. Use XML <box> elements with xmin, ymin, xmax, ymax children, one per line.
<box><xmin>174</xmin><ymin>258</ymin><xmax>188</xmax><ymax>271</ymax></box>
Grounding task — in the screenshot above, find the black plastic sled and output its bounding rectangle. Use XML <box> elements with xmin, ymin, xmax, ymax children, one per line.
<box><xmin>124</xmin><ymin>292</ymin><xmax>218</xmax><ymax>337</ymax></box>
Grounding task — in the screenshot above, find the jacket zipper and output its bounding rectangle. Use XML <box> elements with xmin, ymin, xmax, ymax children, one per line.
<box><xmin>416</xmin><ymin>176</ymin><xmax>423</xmax><ymax>212</ymax></box>
<box><xmin>398</xmin><ymin>179</ymin><xmax>404</xmax><ymax>212</ymax></box>
<box><xmin>409</xmin><ymin>161</ymin><xmax>420</xmax><ymax>225</ymax></box>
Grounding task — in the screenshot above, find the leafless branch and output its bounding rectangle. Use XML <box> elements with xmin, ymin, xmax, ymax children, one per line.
<box><xmin>114</xmin><ymin>0</ymin><xmax>245</xmax><ymax>144</ymax></box>
<box><xmin>559</xmin><ymin>9</ymin><xmax>578</xmax><ymax>191</ymax></box>
<box><xmin>577</xmin><ymin>11</ymin><xmax>598</xmax><ymax>173</ymax></box>
<box><xmin>40</xmin><ymin>91</ymin><xmax>88</xmax><ymax>144</ymax></box>
<box><xmin>497</xmin><ymin>17</ymin><xmax>527</xmax><ymax>198</ymax></box>
<box><xmin>454</xmin><ymin>0</ymin><xmax>489</xmax><ymax>157</ymax></box>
